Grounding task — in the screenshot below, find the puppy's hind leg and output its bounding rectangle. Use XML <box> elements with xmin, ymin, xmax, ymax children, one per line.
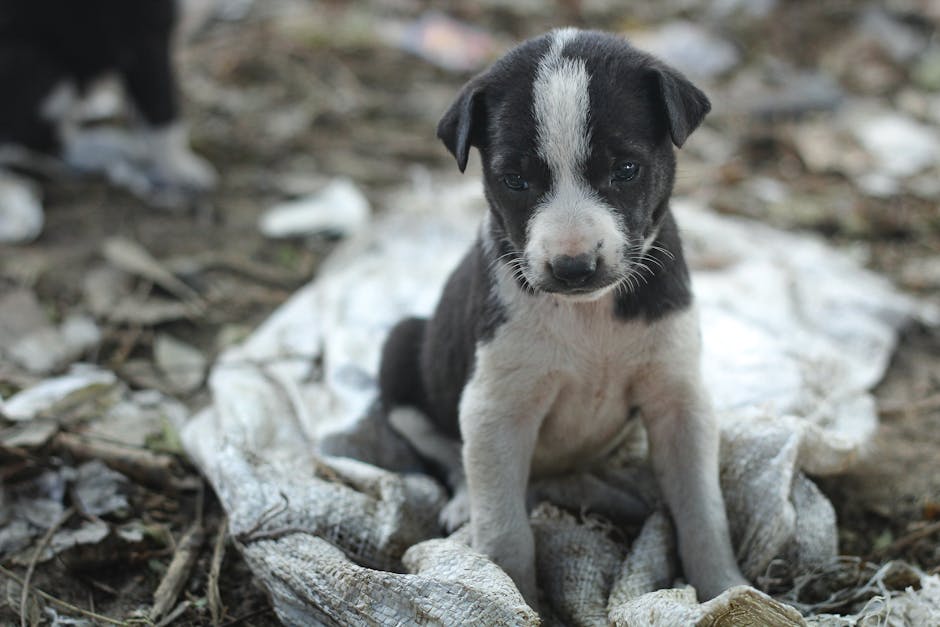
<box><xmin>380</xmin><ymin>317</ymin><xmax>468</xmax><ymax>531</ymax></box>
<box><xmin>379</xmin><ymin>316</ymin><xmax>429</xmax><ymax>413</ymax></box>
<box><xmin>120</xmin><ymin>28</ymin><xmax>216</xmax><ymax>205</ymax></box>
<box><xmin>388</xmin><ymin>406</ymin><xmax>468</xmax><ymax>532</ymax></box>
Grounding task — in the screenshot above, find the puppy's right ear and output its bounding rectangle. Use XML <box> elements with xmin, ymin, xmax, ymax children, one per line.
<box><xmin>437</xmin><ymin>77</ymin><xmax>486</xmax><ymax>173</ymax></box>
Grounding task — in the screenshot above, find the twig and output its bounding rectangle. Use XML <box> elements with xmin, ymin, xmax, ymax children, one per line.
<box><xmin>149</xmin><ymin>522</ymin><xmax>205</xmax><ymax>622</ymax></box>
<box><xmin>219</xmin><ymin>606</ymin><xmax>274</xmax><ymax>627</ymax></box>
<box><xmin>867</xmin><ymin>520</ymin><xmax>940</xmax><ymax>561</ymax></box>
<box><xmin>234</xmin><ymin>492</ymin><xmax>288</xmax><ymax>542</ymax></box>
<box><xmin>165</xmin><ymin>251</ymin><xmax>308</xmax><ymax>289</ymax></box>
<box><xmin>53</xmin><ymin>432</ymin><xmax>181</xmax><ymax>491</ymax></box>
<box><xmin>878</xmin><ymin>393</ymin><xmax>940</xmax><ymax>416</ymax></box>
<box><xmin>20</xmin><ymin>507</ymin><xmax>75</xmax><ymax>627</ymax></box>
<box><xmin>109</xmin><ymin>325</ymin><xmax>145</xmax><ymax>368</ymax></box>
<box><xmin>208</xmin><ymin>518</ymin><xmax>228</xmax><ymax>627</ymax></box>
<box><xmin>103</xmin><ymin>237</ymin><xmax>207</xmax><ymax>315</ymax></box>
<box><xmin>0</xmin><ymin>564</ymin><xmax>127</xmax><ymax>626</ymax></box>
<box><xmin>235</xmin><ymin>527</ymin><xmax>309</xmax><ymax>544</ymax></box>
<box><xmin>155</xmin><ymin>600</ymin><xmax>191</xmax><ymax>627</ymax></box>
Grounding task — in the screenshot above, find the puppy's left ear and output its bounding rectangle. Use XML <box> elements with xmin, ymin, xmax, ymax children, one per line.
<box><xmin>651</xmin><ymin>66</ymin><xmax>711</xmax><ymax>148</ymax></box>
<box><xmin>437</xmin><ymin>76</ymin><xmax>486</xmax><ymax>173</ymax></box>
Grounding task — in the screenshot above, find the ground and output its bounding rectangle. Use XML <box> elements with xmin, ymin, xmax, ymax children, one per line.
<box><xmin>1</xmin><ymin>0</ymin><xmax>939</xmax><ymax>624</ymax></box>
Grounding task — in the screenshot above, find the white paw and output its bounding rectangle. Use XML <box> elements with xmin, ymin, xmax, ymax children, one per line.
<box><xmin>439</xmin><ymin>487</ymin><xmax>471</xmax><ymax>533</ymax></box>
<box><xmin>151</xmin><ymin>147</ymin><xmax>217</xmax><ymax>193</ymax></box>
<box><xmin>0</xmin><ymin>173</ymin><xmax>43</xmax><ymax>243</ymax></box>
<box><xmin>136</xmin><ymin>123</ymin><xmax>217</xmax><ymax>208</ymax></box>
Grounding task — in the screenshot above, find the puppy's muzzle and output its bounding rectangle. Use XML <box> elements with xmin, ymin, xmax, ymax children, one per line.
<box><xmin>550</xmin><ymin>253</ymin><xmax>597</xmax><ymax>287</ymax></box>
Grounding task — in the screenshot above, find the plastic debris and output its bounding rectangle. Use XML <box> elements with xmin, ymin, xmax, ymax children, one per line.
<box><xmin>259</xmin><ymin>178</ymin><xmax>371</xmax><ymax>239</ymax></box>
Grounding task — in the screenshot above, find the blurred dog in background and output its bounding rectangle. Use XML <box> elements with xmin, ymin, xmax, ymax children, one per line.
<box><xmin>0</xmin><ymin>0</ymin><xmax>217</xmax><ymax>242</ymax></box>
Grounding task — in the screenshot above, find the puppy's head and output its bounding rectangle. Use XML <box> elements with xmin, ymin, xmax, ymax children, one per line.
<box><xmin>438</xmin><ymin>29</ymin><xmax>709</xmax><ymax>300</ymax></box>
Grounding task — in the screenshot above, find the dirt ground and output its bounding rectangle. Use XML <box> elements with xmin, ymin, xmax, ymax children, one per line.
<box><xmin>1</xmin><ymin>0</ymin><xmax>939</xmax><ymax>624</ymax></box>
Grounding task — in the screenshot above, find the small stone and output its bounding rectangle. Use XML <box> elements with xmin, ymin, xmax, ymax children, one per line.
<box><xmin>860</xmin><ymin>7</ymin><xmax>927</xmax><ymax>63</ymax></box>
<box><xmin>630</xmin><ymin>21</ymin><xmax>739</xmax><ymax>80</ymax></box>
<box><xmin>0</xmin><ymin>173</ymin><xmax>43</xmax><ymax>244</ymax></box>
<box><xmin>74</xmin><ymin>461</ymin><xmax>130</xmax><ymax>517</ymax></box>
<box><xmin>791</xmin><ymin>121</ymin><xmax>870</xmax><ymax>175</ymax></box>
<box><xmin>851</xmin><ymin>112</ymin><xmax>940</xmax><ymax>178</ymax></box>
<box><xmin>900</xmin><ymin>256</ymin><xmax>940</xmax><ymax>290</ymax></box>
<box><xmin>7</xmin><ymin>314</ymin><xmax>101</xmax><ymax>375</ymax></box>
<box><xmin>913</xmin><ymin>45</ymin><xmax>940</xmax><ymax>91</ymax></box>
<box><xmin>154</xmin><ymin>334</ymin><xmax>207</xmax><ymax>394</ymax></box>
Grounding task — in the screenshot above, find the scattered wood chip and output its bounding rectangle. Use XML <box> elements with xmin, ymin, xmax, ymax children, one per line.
<box><xmin>208</xmin><ymin>518</ymin><xmax>228</xmax><ymax>627</ymax></box>
<box><xmin>52</xmin><ymin>432</ymin><xmax>182</xmax><ymax>491</ymax></box>
<box><xmin>149</xmin><ymin>522</ymin><xmax>205</xmax><ymax>622</ymax></box>
<box><xmin>102</xmin><ymin>237</ymin><xmax>207</xmax><ymax>315</ymax></box>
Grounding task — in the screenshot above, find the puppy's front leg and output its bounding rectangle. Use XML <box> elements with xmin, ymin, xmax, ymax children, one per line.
<box><xmin>639</xmin><ymin>371</ymin><xmax>747</xmax><ymax>600</ymax></box>
<box><xmin>459</xmin><ymin>371</ymin><xmax>554</xmax><ymax>608</ymax></box>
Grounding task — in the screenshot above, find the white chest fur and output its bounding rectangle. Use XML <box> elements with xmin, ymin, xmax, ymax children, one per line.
<box><xmin>469</xmin><ymin>271</ymin><xmax>701</xmax><ymax>477</ymax></box>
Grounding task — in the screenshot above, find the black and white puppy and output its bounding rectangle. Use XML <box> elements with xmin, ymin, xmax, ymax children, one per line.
<box><xmin>379</xmin><ymin>28</ymin><xmax>746</xmax><ymax>605</ymax></box>
<box><xmin>0</xmin><ymin>0</ymin><xmax>214</xmax><ymax>229</ymax></box>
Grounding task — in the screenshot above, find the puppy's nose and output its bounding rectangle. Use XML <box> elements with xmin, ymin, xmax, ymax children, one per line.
<box><xmin>550</xmin><ymin>254</ymin><xmax>597</xmax><ymax>286</ymax></box>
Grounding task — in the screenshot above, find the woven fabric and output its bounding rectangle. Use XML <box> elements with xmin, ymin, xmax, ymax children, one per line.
<box><xmin>181</xmin><ymin>179</ymin><xmax>939</xmax><ymax>626</ymax></box>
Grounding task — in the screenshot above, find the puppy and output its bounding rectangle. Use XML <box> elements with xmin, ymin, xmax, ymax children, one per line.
<box><xmin>0</xmin><ymin>0</ymin><xmax>215</xmax><ymax>240</ymax></box>
<box><xmin>379</xmin><ymin>29</ymin><xmax>746</xmax><ymax>605</ymax></box>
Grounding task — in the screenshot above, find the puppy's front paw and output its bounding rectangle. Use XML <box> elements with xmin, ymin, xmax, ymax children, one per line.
<box><xmin>476</xmin><ymin>527</ymin><xmax>539</xmax><ymax>609</ymax></box>
<box><xmin>439</xmin><ymin>486</ymin><xmax>470</xmax><ymax>533</ymax></box>
<box><xmin>156</xmin><ymin>148</ymin><xmax>217</xmax><ymax>192</ymax></box>
<box><xmin>136</xmin><ymin>124</ymin><xmax>217</xmax><ymax>208</ymax></box>
<box><xmin>143</xmin><ymin>148</ymin><xmax>217</xmax><ymax>208</ymax></box>
<box><xmin>693</xmin><ymin>570</ymin><xmax>750</xmax><ymax>601</ymax></box>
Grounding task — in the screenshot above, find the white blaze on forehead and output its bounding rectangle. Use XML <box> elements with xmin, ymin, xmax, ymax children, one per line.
<box><xmin>532</xmin><ymin>29</ymin><xmax>591</xmax><ymax>181</ymax></box>
<box><xmin>525</xmin><ymin>29</ymin><xmax>626</xmax><ymax>287</ymax></box>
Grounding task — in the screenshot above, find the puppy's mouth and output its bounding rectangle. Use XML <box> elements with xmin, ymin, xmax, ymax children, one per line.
<box><xmin>537</xmin><ymin>275</ymin><xmax>622</xmax><ymax>300</ymax></box>
<box><xmin>531</xmin><ymin>256</ymin><xmax>624</xmax><ymax>299</ymax></box>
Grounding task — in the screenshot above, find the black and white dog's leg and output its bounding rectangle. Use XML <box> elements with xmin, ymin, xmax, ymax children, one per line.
<box><xmin>0</xmin><ymin>43</ymin><xmax>68</xmax><ymax>242</ymax></box>
<box><xmin>640</xmin><ymin>368</ymin><xmax>746</xmax><ymax>600</ymax></box>
<box><xmin>380</xmin><ymin>316</ymin><xmax>471</xmax><ymax>531</ymax></box>
<box><xmin>459</xmin><ymin>366</ymin><xmax>555</xmax><ymax>608</ymax></box>
<box><xmin>386</xmin><ymin>406</ymin><xmax>469</xmax><ymax>531</ymax></box>
<box><xmin>120</xmin><ymin>32</ymin><xmax>215</xmax><ymax>205</ymax></box>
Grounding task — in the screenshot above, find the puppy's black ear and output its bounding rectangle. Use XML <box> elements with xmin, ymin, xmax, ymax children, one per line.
<box><xmin>437</xmin><ymin>77</ymin><xmax>486</xmax><ymax>173</ymax></box>
<box><xmin>652</xmin><ymin>66</ymin><xmax>711</xmax><ymax>148</ymax></box>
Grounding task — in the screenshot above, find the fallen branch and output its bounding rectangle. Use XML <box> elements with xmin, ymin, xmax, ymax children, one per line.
<box><xmin>103</xmin><ymin>237</ymin><xmax>207</xmax><ymax>315</ymax></box>
<box><xmin>149</xmin><ymin>522</ymin><xmax>205</xmax><ymax>622</ymax></box>
<box><xmin>52</xmin><ymin>432</ymin><xmax>182</xmax><ymax>491</ymax></box>
<box><xmin>867</xmin><ymin>520</ymin><xmax>940</xmax><ymax>561</ymax></box>
<box><xmin>208</xmin><ymin>518</ymin><xmax>228</xmax><ymax>627</ymax></box>
<box><xmin>878</xmin><ymin>393</ymin><xmax>940</xmax><ymax>416</ymax></box>
<box><xmin>155</xmin><ymin>600</ymin><xmax>191</xmax><ymax>627</ymax></box>
<box><xmin>20</xmin><ymin>507</ymin><xmax>74</xmax><ymax>627</ymax></box>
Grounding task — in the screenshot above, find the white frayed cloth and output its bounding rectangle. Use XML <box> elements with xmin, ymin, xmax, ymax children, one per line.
<box><xmin>182</xmin><ymin>176</ymin><xmax>938</xmax><ymax>626</ymax></box>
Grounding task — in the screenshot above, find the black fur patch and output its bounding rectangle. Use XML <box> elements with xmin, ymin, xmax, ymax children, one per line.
<box><xmin>417</xmin><ymin>239</ymin><xmax>506</xmax><ymax>438</ymax></box>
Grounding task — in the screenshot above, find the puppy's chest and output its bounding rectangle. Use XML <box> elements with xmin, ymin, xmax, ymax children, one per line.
<box><xmin>489</xmin><ymin>298</ymin><xmax>656</xmax><ymax>473</ymax></box>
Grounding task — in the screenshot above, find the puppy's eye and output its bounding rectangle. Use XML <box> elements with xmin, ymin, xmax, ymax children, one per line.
<box><xmin>502</xmin><ymin>174</ymin><xmax>529</xmax><ymax>191</ymax></box>
<box><xmin>612</xmin><ymin>161</ymin><xmax>640</xmax><ymax>183</ymax></box>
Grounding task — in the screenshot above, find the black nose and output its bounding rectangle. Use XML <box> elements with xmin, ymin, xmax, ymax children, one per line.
<box><xmin>550</xmin><ymin>254</ymin><xmax>597</xmax><ymax>286</ymax></box>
